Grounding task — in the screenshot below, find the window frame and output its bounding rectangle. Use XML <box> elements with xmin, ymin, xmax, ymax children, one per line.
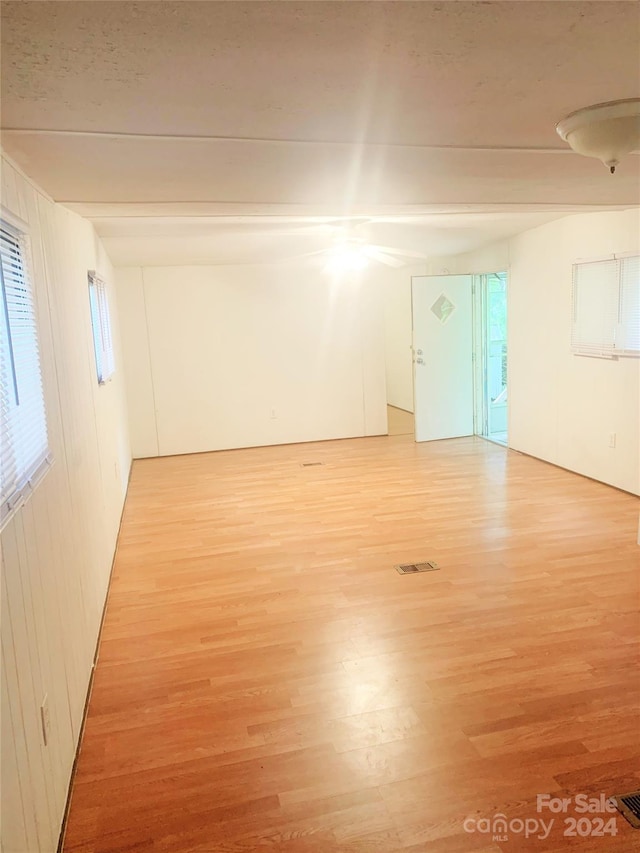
<box><xmin>571</xmin><ymin>252</ymin><xmax>640</xmax><ymax>359</ymax></box>
<box><xmin>88</xmin><ymin>270</ymin><xmax>115</xmax><ymax>385</ymax></box>
<box><xmin>0</xmin><ymin>211</ymin><xmax>52</xmax><ymax>526</ymax></box>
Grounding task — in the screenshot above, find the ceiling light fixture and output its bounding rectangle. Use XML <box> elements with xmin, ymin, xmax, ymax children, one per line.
<box><xmin>556</xmin><ymin>98</ymin><xmax>640</xmax><ymax>174</ymax></box>
<box><xmin>324</xmin><ymin>244</ymin><xmax>369</xmax><ymax>274</ymax></box>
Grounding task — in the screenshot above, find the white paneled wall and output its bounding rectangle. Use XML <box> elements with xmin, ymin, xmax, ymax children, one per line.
<box><xmin>116</xmin><ymin>263</ymin><xmax>388</xmax><ymax>458</ymax></box>
<box><xmin>1</xmin><ymin>155</ymin><xmax>131</xmax><ymax>853</ymax></box>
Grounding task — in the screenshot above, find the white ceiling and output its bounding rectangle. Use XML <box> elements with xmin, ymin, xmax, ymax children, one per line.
<box><xmin>92</xmin><ymin>211</ymin><xmax>576</xmax><ymax>267</ymax></box>
<box><xmin>1</xmin><ymin>1</ymin><xmax>639</xmax><ymax>266</ymax></box>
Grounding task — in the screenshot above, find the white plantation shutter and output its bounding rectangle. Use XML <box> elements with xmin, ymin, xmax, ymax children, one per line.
<box><xmin>0</xmin><ymin>222</ymin><xmax>50</xmax><ymax>523</ymax></box>
<box><xmin>571</xmin><ymin>255</ymin><xmax>640</xmax><ymax>358</ymax></box>
<box><xmin>88</xmin><ymin>271</ymin><xmax>114</xmax><ymax>383</ymax></box>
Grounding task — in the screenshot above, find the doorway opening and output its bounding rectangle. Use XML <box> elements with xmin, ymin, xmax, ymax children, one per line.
<box><xmin>387</xmin><ymin>405</ymin><xmax>415</xmax><ymax>436</ymax></box>
<box><xmin>473</xmin><ymin>272</ymin><xmax>508</xmax><ymax>446</ymax></box>
<box><xmin>383</xmin><ymin>272</ymin><xmax>416</xmax><ymax>437</ymax></box>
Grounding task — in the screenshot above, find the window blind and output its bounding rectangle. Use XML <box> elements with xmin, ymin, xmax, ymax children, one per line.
<box><xmin>88</xmin><ymin>271</ymin><xmax>115</xmax><ymax>383</ymax></box>
<box><xmin>618</xmin><ymin>255</ymin><xmax>640</xmax><ymax>355</ymax></box>
<box><xmin>0</xmin><ymin>223</ymin><xmax>50</xmax><ymax>523</ymax></box>
<box><xmin>571</xmin><ymin>255</ymin><xmax>640</xmax><ymax>358</ymax></box>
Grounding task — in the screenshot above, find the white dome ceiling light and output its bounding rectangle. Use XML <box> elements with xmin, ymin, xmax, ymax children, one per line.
<box><xmin>556</xmin><ymin>98</ymin><xmax>640</xmax><ymax>174</ymax></box>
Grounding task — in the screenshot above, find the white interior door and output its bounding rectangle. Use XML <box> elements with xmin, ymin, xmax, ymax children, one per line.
<box><xmin>412</xmin><ymin>274</ymin><xmax>474</xmax><ymax>442</ymax></box>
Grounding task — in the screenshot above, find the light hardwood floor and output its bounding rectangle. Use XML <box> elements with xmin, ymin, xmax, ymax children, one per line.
<box><xmin>63</xmin><ymin>435</ymin><xmax>640</xmax><ymax>852</ymax></box>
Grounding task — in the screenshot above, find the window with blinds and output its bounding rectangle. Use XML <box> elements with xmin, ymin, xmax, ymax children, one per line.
<box><xmin>0</xmin><ymin>221</ymin><xmax>51</xmax><ymax>524</ymax></box>
<box><xmin>619</xmin><ymin>255</ymin><xmax>640</xmax><ymax>355</ymax></box>
<box><xmin>571</xmin><ymin>255</ymin><xmax>640</xmax><ymax>358</ymax></box>
<box><xmin>88</xmin><ymin>271</ymin><xmax>115</xmax><ymax>384</ymax></box>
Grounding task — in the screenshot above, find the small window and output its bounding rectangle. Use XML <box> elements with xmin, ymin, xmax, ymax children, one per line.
<box><xmin>572</xmin><ymin>255</ymin><xmax>640</xmax><ymax>358</ymax></box>
<box><xmin>88</xmin><ymin>271</ymin><xmax>114</xmax><ymax>383</ymax></box>
<box><xmin>0</xmin><ymin>220</ymin><xmax>51</xmax><ymax>523</ymax></box>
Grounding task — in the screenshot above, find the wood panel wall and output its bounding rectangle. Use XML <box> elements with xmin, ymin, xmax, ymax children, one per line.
<box><xmin>1</xmin><ymin>154</ymin><xmax>131</xmax><ymax>853</ymax></box>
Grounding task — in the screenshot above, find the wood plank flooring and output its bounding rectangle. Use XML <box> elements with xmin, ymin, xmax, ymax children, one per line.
<box><xmin>63</xmin><ymin>435</ymin><xmax>640</xmax><ymax>852</ymax></box>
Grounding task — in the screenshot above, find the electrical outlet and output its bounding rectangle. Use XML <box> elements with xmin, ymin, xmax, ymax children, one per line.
<box><xmin>40</xmin><ymin>695</ymin><xmax>51</xmax><ymax>746</ymax></box>
<box><xmin>608</xmin><ymin>432</ymin><xmax>617</xmax><ymax>448</ymax></box>
<box><xmin>270</xmin><ymin>408</ymin><xmax>277</xmax><ymax>420</ymax></box>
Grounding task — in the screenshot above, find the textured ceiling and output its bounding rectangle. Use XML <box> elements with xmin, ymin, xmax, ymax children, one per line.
<box><xmin>1</xmin><ymin>1</ymin><xmax>639</xmax><ymax>263</ymax></box>
<box><xmin>3</xmin><ymin>1</ymin><xmax>638</xmax><ymax>145</ymax></box>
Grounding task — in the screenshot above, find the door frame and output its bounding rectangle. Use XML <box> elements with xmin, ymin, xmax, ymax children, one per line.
<box><xmin>472</xmin><ymin>271</ymin><xmax>509</xmax><ymax>446</ymax></box>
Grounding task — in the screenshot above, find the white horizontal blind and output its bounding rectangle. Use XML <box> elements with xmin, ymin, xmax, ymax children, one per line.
<box><xmin>571</xmin><ymin>255</ymin><xmax>640</xmax><ymax>358</ymax></box>
<box><xmin>88</xmin><ymin>271</ymin><xmax>115</xmax><ymax>383</ymax></box>
<box><xmin>571</xmin><ymin>259</ymin><xmax>619</xmax><ymax>357</ymax></box>
<box><xmin>0</xmin><ymin>222</ymin><xmax>50</xmax><ymax>523</ymax></box>
<box><xmin>618</xmin><ymin>255</ymin><xmax>640</xmax><ymax>355</ymax></box>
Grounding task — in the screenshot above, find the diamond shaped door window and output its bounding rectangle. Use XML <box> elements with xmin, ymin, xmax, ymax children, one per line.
<box><xmin>430</xmin><ymin>293</ymin><xmax>456</xmax><ymax>324</ymax></box>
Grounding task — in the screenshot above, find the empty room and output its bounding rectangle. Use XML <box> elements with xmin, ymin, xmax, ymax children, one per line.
<box><xmin>1</xmin><ymin>2</ymin><xmax>639</xmax><ymax>852</ymax></box>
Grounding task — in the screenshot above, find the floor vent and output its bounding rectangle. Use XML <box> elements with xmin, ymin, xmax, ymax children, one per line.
<box><xmin>301</xmin><ymin>462</ymin><xmax>323</xmax><ymax>467</ymax></box>
<box><xmin>612</xmin><ymin>791</ymin><xmax>640</xmax><ymax>828</ymax></box>
<box><xmin>396</xmin><ymin>561</ymin><xmax>439</xmax><ymax>575</ymax></box>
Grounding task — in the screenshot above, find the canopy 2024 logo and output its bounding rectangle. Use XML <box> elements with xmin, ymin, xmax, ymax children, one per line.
<box><xmin>464</xmin><ymin>794</ymin><xmax>618</xmax><ymax>842</ymax></box>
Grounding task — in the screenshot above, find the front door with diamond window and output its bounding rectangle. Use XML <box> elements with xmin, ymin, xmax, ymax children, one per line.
<box><xmin>411</xmin><ymin>274</ymin><xmax>474</xmax><ymax>441</ymax></box>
